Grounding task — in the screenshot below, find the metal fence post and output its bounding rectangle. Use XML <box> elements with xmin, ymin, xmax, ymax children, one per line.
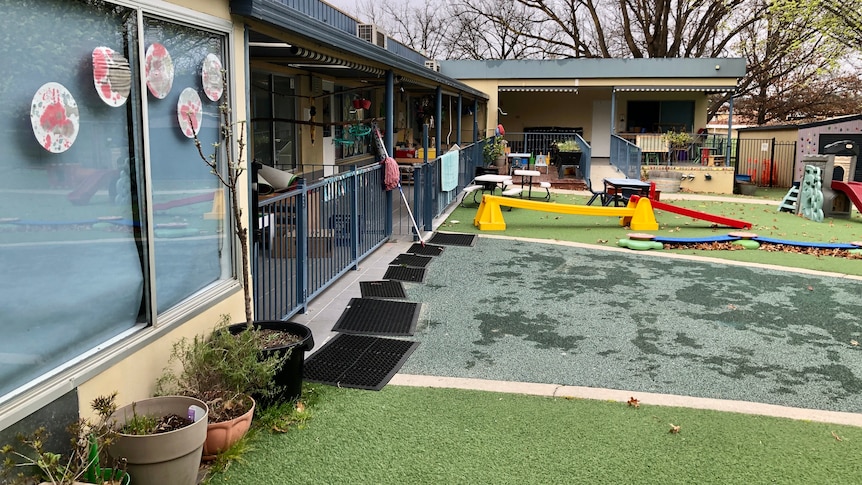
<box><xmin>350</xmin><ymin>165</ymin><xmax>360</xmax><ymax>269</ymax></box>
<box><xmin>296</xmin><ymin>178</ymin><xmax>308</xmax><ymax>313</ymax></box>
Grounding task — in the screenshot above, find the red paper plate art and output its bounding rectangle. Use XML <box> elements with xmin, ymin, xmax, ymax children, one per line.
<box><xmin>201</xmin><ymin>53</ymin><xmax>224</xmax><ymax>102</ymax></box>
<box><xmin>177</xmin><ymin>88</ymin><xmax>203</xmax><ymax>138</ymax></box>
<box><xmin>145</xmin><ymin>43</ymin><xmax>174</xmax><ymax>99</ymax></box>
<box><xmin>31</xmin><ymin>82</ymin><xmax>79</xmax><ymax>153</ymax></box>
<box><xmin>92</xmin><ymin>46</ymin><xmax>131</xmax><ymax>106</ymax></box>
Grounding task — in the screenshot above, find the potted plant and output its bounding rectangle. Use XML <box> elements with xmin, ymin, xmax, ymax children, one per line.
<box><xmin>482</xmin><ymin>136</ymin><xmax>506</xmax><ymax>169</ymax></box>
<box><xmin>551</xmin><ymin>139</ymin><xmax>582</xmax><ymax>176</ymax></box>
<box><xmin>155</xmin><ymin>315</ymin><xmax>288</xmax><ymax>460</ymax></box>
<box><xmin>108</xmin><ymin>395</ymin><xmax>208</xmax><ymax>485</ymax></box>
<box><xmin>661</xmin><ymin>130</ymin><xmax>693</xmax><ymax>163</ymax></box>
<box><xmin>1</xmin><ymin>393</ymin><xmax>130</xmax><ymax>485</ymax></box>
<box><xmin>190</xmin><ymin>71</ymin><xmax>314</xmax><ymax>405</ymax></box>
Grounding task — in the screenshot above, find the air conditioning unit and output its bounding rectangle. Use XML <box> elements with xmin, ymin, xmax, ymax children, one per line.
<box><xmin>424</xmin><ymin>60</ymin><xmax>440</xmax><ymax>72</ymax></box>
<box><xmin>357</xmin><ymin>24</ymin><xmax>387</xmax><ymax>48</ymax></box>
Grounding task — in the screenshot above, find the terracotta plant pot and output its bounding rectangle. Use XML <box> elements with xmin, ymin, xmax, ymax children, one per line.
<box><xmin>109</xmin><ymin>396</ymin><xmax>208</xmax><ymax>485</ymax></box>
<box><xmin>202</xmin><ymin>396</ymin><xmax>255</xmax><ymax>460</ymax></box>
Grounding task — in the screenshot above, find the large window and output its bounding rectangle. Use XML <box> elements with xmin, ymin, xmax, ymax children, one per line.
<box><xmin>251</xmin><ymin>72</ymin><xmax>297</xmax><ymax>171</ymax></box>
<box><xmin>627</xmin><ymin>100</ymin><xmax>695</xmax><ymax>133</ymax></box>
<box><xmin>0</xmin><ymin>0</ymin><xmax>231</xmax><ymax>401</ymax></box>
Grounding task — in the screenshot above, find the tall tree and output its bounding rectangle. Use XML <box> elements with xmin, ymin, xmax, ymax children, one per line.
<box><xmin>820</xmin><ymin>0</ymin><xmax>862</xmax><ymax>48</ymax></box>
<box><xmin>446</xmin><ymin>0</ymin><xmax>560</xmax><ymax>59</ymax></box>
<box><xmin>508</xmin><ymin>0</ymin><xmax>767</xmax><ymax>58</ymax></box>
<box><xmin>720</xmin><ymin>0</ymin><xmax>852</xmax><ymax>124</ymax></box>
<box><xmin>355</xmin><ymin>0</ymin><xmax>454</xmax><ymax>59</ymax></box>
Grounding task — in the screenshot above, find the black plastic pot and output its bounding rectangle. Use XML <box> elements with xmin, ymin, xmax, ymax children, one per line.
<box><xmin>229</xmin><ymin>321</ymin><xmax>314</xmax><ymax>405</ymax></box>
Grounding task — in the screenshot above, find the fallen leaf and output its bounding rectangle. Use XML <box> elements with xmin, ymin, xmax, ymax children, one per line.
<box><xmin>728</xmin><ymin>304</ymin><xmax>737</xmax><ymax>310</ymax></box>
<box><xmin>807</xmin><ymin>285</ymin><xmax>814</xmax><ymax>291</ymax></box>
<box><xmin>627</xmin><ymin>397</ymin><xmax>640</xmax><ymax>408</ymax></box>
<box><xmin>597</xmin><ymin>239</ymin><xmax>608</xmax><ymax>244</ymax></box>
<box><xmin>831</xmin><ymin>431</ymin><xmax>843</xmax><ymax>441</ymax></box>
<box><xmin>851</xmin><ymin>340</ymin><xmax>859</xmax><ymax>346</ymax></box>
<box><xmin>669</xmin><ymin>423</ymin><xmax>681</xmax><ymax>434</ymax></box>
<box><xmin>295</xmin><ymin>401</ymin><xmax>306</xmax><ymax>412</ymax></box>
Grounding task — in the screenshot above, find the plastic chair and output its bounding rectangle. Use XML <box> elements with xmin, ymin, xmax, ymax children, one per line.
<box><xmin>586</xmin><ymin>179</ymin><xmax>610</xmax><ymax>206</ymax></box>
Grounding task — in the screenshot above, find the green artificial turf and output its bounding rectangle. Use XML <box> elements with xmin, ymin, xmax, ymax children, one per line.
<box><xmin>445</xmin><ymin>193</ymin><xmax>862</xmax><ymax>276</ymax></box>
<box><xmin>209</xmin><ymin>385</ymin><xmax>862</xmax><ymax>485</ymax></box>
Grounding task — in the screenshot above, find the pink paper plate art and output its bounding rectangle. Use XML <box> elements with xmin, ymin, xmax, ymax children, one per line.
<box><xmin>31</xmin><ymin>82</ymin><xmax>79</xmax><ymax>153</ymax></box>
<box><xmin>177</xmin><ymin>88</ymin><xmax>203</xmax><ymax>138</ymax></box>
<box><xmin>201</xmin><ymin>53</ymin><xmax>224</xmax><ymax>102</ymax></box>
<box><xmin>145</xmin><ymin>43</ymin><xmax>174</xmax><ymax>99</ymax></box>
<box><xmin>92</xmin><ymin>46</ymin><xmax>131</xmax><ymax>106</ymax></box>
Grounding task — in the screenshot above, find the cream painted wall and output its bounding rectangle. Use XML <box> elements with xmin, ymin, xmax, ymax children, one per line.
<box><xmin>739</xmin><ymin>128</ymin><xmax>797</xmax><ymax>143</ymax></box>
<box><xmin>498</xmin><ymin>90</ymin><xmax>600</xmax><ymax>141</ymax></box>
<box><xmin>76</xmin><ymin>13</ymin><xmax>249</xmax><ymax>418</ymax></box>
<box><xmin>168</xmin><ymin>0</ymin><xmax>230</xmax><ymax>18</ymax></box>
<box><xmin>460</xmin><ymin>78</ymin><xmax>722</xmax><ymax>137</ymax></box>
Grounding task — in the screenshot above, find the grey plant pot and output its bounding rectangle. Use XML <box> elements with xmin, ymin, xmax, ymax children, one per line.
<box><xmin>109</xmin><ymin>396</ymin><xmax>209</xmax><ymax>485</ymax></box>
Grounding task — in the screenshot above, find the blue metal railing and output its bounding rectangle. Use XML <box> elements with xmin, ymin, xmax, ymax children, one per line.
<box><xmin>407</xmin><ymin>141</ymin><xmax>485</xmax><ymax>233</ymax></box>
<box><xmin>254</xmin><ymin>163</ymin><xmax>388</xmax><ymax>321</ymax></box>
<box><xmin>610</xmin><ymin>134</ymin><xmax>642</xmax><ymax>179</ymax></box>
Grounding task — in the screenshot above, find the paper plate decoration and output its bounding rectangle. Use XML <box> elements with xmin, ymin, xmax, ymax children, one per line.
<box><xmin>201</xmin><ymin>53</ymin><xmax>224</xmax><ymax>102</ymax></box>
<box><xmin>92</xmin><ymin>46</ymin><xmax>131</xmax><ymax>106</ymax></box>
<box><xmin>177</xmin><ymin>88</ymin><xmax>203</xmax><ymax>138</ymax></box>
<box><xmin>145</xmin><ymin>43</ymin><xmax>174</xmax><ymax>99</ymax></box>
<box><xmin>30</xmin><ymin>82</ymin><xmax>79</xmax><ymax>153</ymax></box>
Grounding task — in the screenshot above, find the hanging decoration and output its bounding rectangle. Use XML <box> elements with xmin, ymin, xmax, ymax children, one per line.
<box><xmin>30</xmin><ymin>82</ymin><xmax>79</xmax><ymax>153</ymax></box>
<box><xmin>201</xmin><ymin>53</ymin><xmax>224</xmax><ymax>102</ymax></box>
<box><xmin>348</xmin><ymin>123</ymin><xmax>372</xmax><ymax>137</ymax></box>
<box><xmin>177</xmin><ymin>88</ymin><xmax>203</xmax><ymax>138</ymax></box>
<box><xmin>92</xmin><ymin>46</ymin><xmax>131</xmax><ymax>107</ymax></box>
<box><xmin>145</xmin><ymin>42</ymin><xmax>174</xmax><ymax>99</ymax></box>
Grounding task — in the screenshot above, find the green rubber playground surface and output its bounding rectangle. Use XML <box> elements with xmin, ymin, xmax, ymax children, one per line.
<box><xmin>443</xmin><ymin>193</ymin><xmax>862</xmax><ymax>276</ymax></box>
<box><xmin>401</xmin><ymin>237</ymin><xmax>862</xmax><ymax>413</ymax></box>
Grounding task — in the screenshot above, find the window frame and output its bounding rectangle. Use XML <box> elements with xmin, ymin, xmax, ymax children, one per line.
<box><xmin>0</xmin><ymin>0</ymin><xmax>240</xmax><ymax>430</ymax></box>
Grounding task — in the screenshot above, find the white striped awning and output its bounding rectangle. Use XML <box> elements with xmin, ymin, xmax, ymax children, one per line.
<box><xmin>615</xmin><ymin>86</ymin><xmax>735</xmax><ymax>93</ymax></box>
<box><xmin>499</xmin><ymin>86</ymin><xmax>579</xmax><ymax>93</ymax></box>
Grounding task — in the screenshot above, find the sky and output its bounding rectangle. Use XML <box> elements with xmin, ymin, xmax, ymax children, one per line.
<box><xmin>325</xmin><ymin>0</ymin><xmax>358</xmax><ymax>15</ymax></box>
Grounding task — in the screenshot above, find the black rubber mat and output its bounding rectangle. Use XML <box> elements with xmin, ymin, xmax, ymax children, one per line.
<box><xmin>407</xmin><ymin>243</ymin><xmax>444</xmax><ymax>256</ymax></box>
<box><xmin>332</xmin><ymin>297</ymin><xmax>420</xmax><ymax>336</ymax></box>
<box><xmin>303</xmin><ymin>333</ymin><xmax>419</xmax><ymax>391</ymax></box>
<box><xmin>383</xmin><ymin>266</ymin><xmax>426</xmax><ymax>283</ymax></box>
<box><xmin>428</xmin><ymin>232</ymin><xmax>477</xmax><ymax>247</ymax></box>
<box><xmin>360</xmin><ymin>280</ymin><xmax>407</xmax><ymax>299</ymax></box>
<box><xmin>390</xmin><ymin>253</ymin><xmax>433</xmax><ymax>268</ymax></box>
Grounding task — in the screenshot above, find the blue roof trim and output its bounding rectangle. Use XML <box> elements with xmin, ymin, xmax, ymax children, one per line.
<box><xmin>438</xmin><ymin>58</ymin><xmax>746</xmax><ymax>81</ymax></box>
<box><xmin>230</xmin><ymin>0</ymin><xmax>488</xmax><ymax>99</ymax></box>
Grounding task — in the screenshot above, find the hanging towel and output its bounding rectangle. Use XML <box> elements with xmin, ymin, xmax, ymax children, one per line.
<box><xmin>383</xmin><ymin>156</ymin><xmax>401</xmax><ymax>191</ymax></box>
<box><xmin>440</xmin><ymin>149</ymin><xmax>459</xmax><ymax>192</ymax></box>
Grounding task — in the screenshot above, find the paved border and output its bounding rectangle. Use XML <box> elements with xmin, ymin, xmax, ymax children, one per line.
<box><xmin>390</xmin><ymin>374</ymin><xmax>862</xmax><ymax>427</ymax></box>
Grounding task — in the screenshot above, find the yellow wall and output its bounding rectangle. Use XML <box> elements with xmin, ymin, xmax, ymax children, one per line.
<box><xmin>168</xmin><ymin>0</ymin><xmax>230</xmax><ymax>17</ymax></box>
<box><xmin>738</xmin><ymin>128</ymin><xmax>797</xmax><ymax>143</ymax></box>
<box><xmin>460</xmin><ymin>78</ymin><xmax>725</xmax><ymax>137</ymax></box>
<box><xmin>645</xmin><ymin>166</ymin><xmax>735</xmax><ymax>194</ymax></box>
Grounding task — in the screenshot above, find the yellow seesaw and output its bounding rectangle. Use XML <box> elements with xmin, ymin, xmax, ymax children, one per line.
<box><xmin>473</xmin><ymin>194</ymin><xmax>659</xmax><ymax>231</ymax></box>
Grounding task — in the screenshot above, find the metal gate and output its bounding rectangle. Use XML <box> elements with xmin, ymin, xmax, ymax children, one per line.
<box><xmin>736</xmin><ymin>138</ymin><xmax>797</xmax><ymax>187</ymax></box>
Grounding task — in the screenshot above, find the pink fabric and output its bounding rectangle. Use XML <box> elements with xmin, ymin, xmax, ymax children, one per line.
<box><xmin>383</xmin><ymin>156</ymin><xmax>401</xmax><ymax>191</ymax></box>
